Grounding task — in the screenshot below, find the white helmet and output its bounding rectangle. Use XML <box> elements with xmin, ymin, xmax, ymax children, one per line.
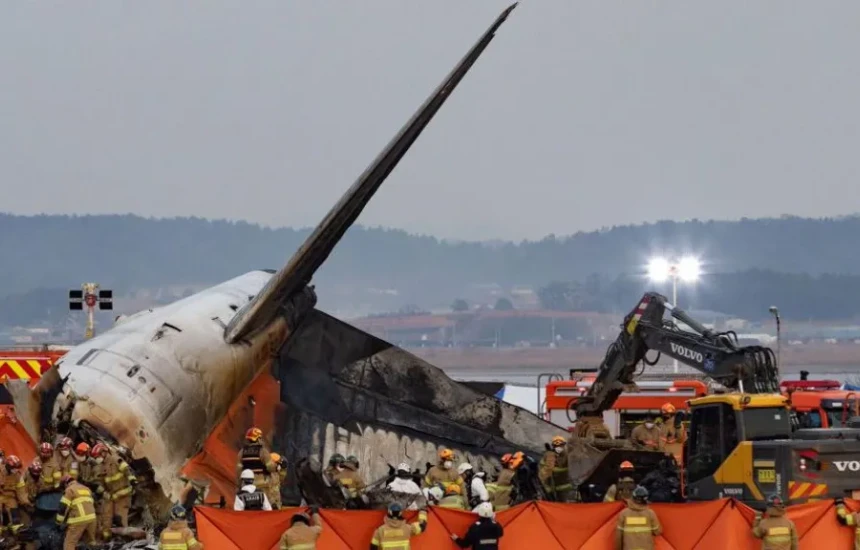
<box><xmin>475</xmin><ymin>502</ymin><xmax>494</xmax><ymax>518</ymax></box>
<box><xmin>457</xmin><ymin>463</ymin><xmax>473</xmax><ymax>476</ymax></box>
<box><xmin>396</xmin><ymin>463</ymin><xmax>410</xmax><ymax>473</ymax></box>
<box><xmin>240</xmin><ymin>469</ymin><xmax>255</xmax><ymax>481</ymax></box>
<box><xmin>428</xmin><ymin>486</ymin><xmax>444</xmax><ymax>501</ymax></box>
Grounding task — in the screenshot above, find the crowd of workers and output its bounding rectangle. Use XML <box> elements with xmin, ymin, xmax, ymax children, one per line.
<box><xmin>1</xmin><ymin>406</ymin><xmax>853</xmax><ymax>549</ymax></box>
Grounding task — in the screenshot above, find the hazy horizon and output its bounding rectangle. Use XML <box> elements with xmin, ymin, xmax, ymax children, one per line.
<box><xmin>4</xmin><ymin>2</ymin><xmax>860</xmax><ymax>240</ymax></box>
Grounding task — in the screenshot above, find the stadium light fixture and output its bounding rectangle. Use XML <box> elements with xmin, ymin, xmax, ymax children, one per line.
<box><xmin>647</xmin><ymin>256</ymin><xmax>701</xmax><ymax>373</ymax></box>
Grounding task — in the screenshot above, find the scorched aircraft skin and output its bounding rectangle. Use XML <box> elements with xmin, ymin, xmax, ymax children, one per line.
<box><xmin>10</xmin><ymin>3</ymin><xmax>565</xmax><ymax>509</ymax></box>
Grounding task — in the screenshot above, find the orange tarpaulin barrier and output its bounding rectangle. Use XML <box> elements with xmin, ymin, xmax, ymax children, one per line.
<box><xmin>181</xmin><ymin>370</ymin><xmax>282</xmax><ymax>504</ymax></box>
<box><xmin>0</xmin><ymin>406</ymin><xmax>37</xmax><ymax>464</ymax></box>
<box><xmin>196</xmin><ymin>499</ymin><xmax>859</xmax><ymax>549</ymax></box>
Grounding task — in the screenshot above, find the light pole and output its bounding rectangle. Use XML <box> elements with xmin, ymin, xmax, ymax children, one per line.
<box><xmin>648</xmin><ymin>256</ymin><xmax>701</xmax><ymax>373</ymax></box>
<box><xmin>769</xmin><ymin>305</ymin><xmax>781</xmax><ymax>369</ymax></box>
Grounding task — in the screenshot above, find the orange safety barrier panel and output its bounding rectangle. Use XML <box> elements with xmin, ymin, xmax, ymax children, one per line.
<box><xmin>195</xmin><ymin>499</ymin><xmax>860</xmax><ymax>549</ymax></box>
<box><xmin>181</xmin><ymin>369</ymin><xmax>282</xmax><ymax>504</ymax></box>
<box><xmin>0</xmin><ymin>406</ymin><xmax>37</xmax><ymax>464</ymax></box>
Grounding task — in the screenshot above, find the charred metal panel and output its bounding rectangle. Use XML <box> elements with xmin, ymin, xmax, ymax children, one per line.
<box><xmin>275</xmin><ymin>309</ymin><xmax>566</xmax><ymax>487</ymax></box>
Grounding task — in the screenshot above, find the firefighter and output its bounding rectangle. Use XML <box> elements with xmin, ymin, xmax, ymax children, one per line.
<box><xmin>56</xmin><ymin>437</ymin><xmax>75</xmax><ymax>478</ymax></box>
<box><xmin>604</xmin><ymin>461</ymin><xmax>636</xmax><ymax>503</ymax></box>
<box><xmin>323</xmin><ymin>454</ymin><xmax>346</xmax><ymax>486</ymax></box>
<box><xmin>0</xmin><ymin>455</ymin><xmax>30</xmax><ymax>539</ymax></box>
<box><xmin>158</xmin><ymin>504</ymin><xmax>203</xmax><ymax>550</ymax></box>
<box><xmin>56</xmin><ymin>474</ymin><xmax>97</xmax><ymax>550</ymax></box>
<box><xmin>658</xmin><ymin>403</ymin><xmax>686</xmax><ymax>460</ymax></box>
<box><xmin>835</xmin><ymin>497</ymin><xmax>860</xmax><ymax>549</ymax></box>
<box><xmin>370</xmin><ymin>503</ymin><xmax>427</xmax><ymax>550</ymax></box>
<box><xmin>338</xmin><ymin>455</ymin><xmax>366</xmax><ymax>501</ymax></box>
<box><xmin>487</xmin><ymin>453</ymin><xmax>519</xmax><ymax>511</ymax></box>
<box><xmin>23</xmin><ymin>460</ymin><xmax>41</xmax><ymax>519</ymax></box>
<box><xmin>234</xmin><ymin>469</ymin><xmax>272</xmax><ymax>511</ymax></box>
<box><xmin>615</xmin><ymin>486</ymin><xmax>662</xmax><ymax>550</ymax></box>
<box><xmin>388</xmin><ymin>463</ymin><xmax>423</xmax><ymax>510</ymax></box>
<box><xmin>267</xmin><ymin>453</ymin><xmax>286</xmax><ymax>509</ymax></box>
<box><xmin>236</xmin><ymin>427</ymin><xmax>274</xmax><ymax>493</ymax></box>
<box><xmin>630</xmin><ymin>414</ymin><xmax>664</xmax><ymax>451</ymax></box>
<box><xmin>424</xmin><ymin>449</ymin><xmax>464</xmax><ymax>493</ymax></box>
<box><xmin>752</xmin><ymin>494</ymin><xmax>798</xmax><ymax>550</ymax></box>
<box><xmin>279</xmin><ymin>506</ymin><xmax>322</xmax><ymax>550</ymax></box>
<box><xmin>438</xmin><ymin>483</ymin><xmax>467</xmax><ymax>510</ymax></box>
<box><xmin>69</xmin><ymin>442</ymin><xmax>91</xmax><ymax>481</ymax></box>
<box><xmin>92</xmin><ymin>442</ymin><xmax>136</xmax><ymax>540</ymax></box>
<box><xmin>452</xmin><ymin>502</ymin><xmax>503</xmax><ymax>549</ymax></box>
<box><xmin>37</xmin><ymin>442</ymin><xmax>61</xmax><ymax>494</ymax></box>
<box><xmin>539</xmin><ymin>436</ymin><xmax>573</xmax><ymax>502</ymax></box>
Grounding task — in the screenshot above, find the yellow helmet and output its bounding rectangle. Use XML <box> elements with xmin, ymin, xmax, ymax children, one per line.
<box><xmin>445</xmin><ymin>483</ymin><xmax>462</xmax><ymax>496</ymax></box>
<box><xmin>270</xmin><ymin>453</ymin><xmax>281</xmax><ymax>463</ymax></box>
<box><xmin>439</xmin><ymin>449</ymin><xmax>455</xmax><ymax>461</ymax></box>
<box><xmin>551</xmin><ymin>436</ymin><xmax>567</xmax><ymax>447</ymax></box>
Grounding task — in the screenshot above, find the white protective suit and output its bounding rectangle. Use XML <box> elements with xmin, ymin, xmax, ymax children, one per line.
<box><xmin>388</xmin><ymin>476</ymin><xmax>424</xmax><ymax>510</ymax></box>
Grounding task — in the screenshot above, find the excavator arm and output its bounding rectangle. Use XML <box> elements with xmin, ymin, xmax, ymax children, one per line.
<box><xmin>575</xmin><ymin>292</ymin><xmax>779</xmax><ymax>417</ymax></box>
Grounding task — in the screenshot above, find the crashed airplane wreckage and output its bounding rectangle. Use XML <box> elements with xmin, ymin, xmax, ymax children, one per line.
<box><xmin>8</xmin><ymin>1</ymin><xmax>564</xmax><ymax>520</ymax></box>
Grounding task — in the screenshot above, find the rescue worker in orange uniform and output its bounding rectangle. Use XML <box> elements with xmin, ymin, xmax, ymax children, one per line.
<box><xmin>835</xmin><ymin>496</ymin><xmax>860</xmax><ymax>550</ymax></box>
<box><xmin>604</xmin><ymin>461</ymin><xmax>636</xmax><ymax>503</ymax></box>
<box><xmin>615</xmin><ymin>486</ymin><xmax>661</xmax><ymax>550</ymax></box>
<box><xmin>158</xmin><ymin>504</ymin><xmax>203</xmax><ymax>550</ymax></box>
<box><xmin>630</xmin><ymin>414</ymin><xmax>664</xmax><ymax>452</ymax></box>
<box><xmin>37</xmin><ymin>442</ymin><xmax>62</xmax><ymax>494</ymax></box>
<box><xmin>0</xmin><ymin>455</ymin><xmax>30</xmax><ymax>538</ymax></box>
<box><xmin>56</xmin><ymin>475</ymin><xmax>97</xmax><ymax>550</ymax></box>
<box><xmin>539</xmin><ymin>436</ymin><xmax>573</xmax><ymax>502</ymax></box>
<box><xmin>279</xmin><ymin>506</ymin><xmax>322</xmax><ymax>550</ymax></box>
<box><xmin>658</xmin><ymin>403</ymin><xmax>686</xmax><ymax>461</ymax></box>
<box><xmin>55</xmin><ymin>437</ymin><xmax>75</xmax><ymax>478</ymax></box>
<box><xmin>423</xmin><ymin>449</ymin><xmax>464</xmax><ymax>494</ymax></box>
<box><xmin>370</xmin><ymin>503</ymin><xmax>427</xmax><ymax>550</ymax></box>
<box><xmin>752</xmin><ymin>494</ymin><xmax>798</xmax><ymax>550</ymax></box>
<box><xmin>92</xmin><ymin>442</ymin><xmax>136</xmax><ymax>540</ymax></box>
<box><xmin>267</xmin><ymin>453</ymin><xmax>287</xmax><ymax>509</ymax></box>
<box><xmin>237</xmin><ymin>427</ymin><xmax>274</xmax><ymax>493</ymax></box>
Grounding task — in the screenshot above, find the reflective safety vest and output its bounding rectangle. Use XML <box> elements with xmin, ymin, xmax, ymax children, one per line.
<box><xmin>753</xmin><ymin>513</ymin><xmax>797</xmax><ymax>550</ymax></box>
<box><xmin>616</xmin><ymin>506</ymin><xmax>661</xmax><ymax>550</ymax></box>
<box><xmin>240</xmin><ymin>443</ymin><xmax>266</xmax><ymax>474</ymax></box>
<box><xmin>540</xmin><ymin>451</ymin><xmax>572</xmax><ymax>494</ymax></box>
<box><xmin>56</xmin><ymin>482</ymin><xmax>96</xmax><ymax>525</ymax></box>
<box><xmin>371</xmin><ymin>512</ymin><xmax>427</xmax><ymax>550</ymax></box>
<box><xmin>238</xmin><ymin>489</ymin><xmax>265</xmax><ymax>510</ymax></box>
<box><xmin>158</xmin><ymin>520</ymin><xmax>202</xmax><ymax>550</ymax></box>
<box><xmin>438</xmin><ymin>495</ymin><xmax>466</xmax><ymax>509</ymax></box>
<box><xmin>103</xmin><ymin>455</ymin><xmax>136</xmax><ymax>500</ymax></box>
<box><xmin>279</xmin><ymin>522</ymin><xmax>322</xmax><ymax>550</ymax></box>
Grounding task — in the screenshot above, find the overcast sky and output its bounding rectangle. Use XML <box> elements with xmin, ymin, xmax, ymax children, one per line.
<box><xmin>2</xmin><ymin>2</ymin><xmax>859</xmax><ymax>241</ymax></box>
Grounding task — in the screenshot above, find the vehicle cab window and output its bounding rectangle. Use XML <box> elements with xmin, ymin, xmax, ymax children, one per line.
<box><xmin>686</xmin><ymin>404</ymin><xmax>738</xmax><ymax>484</ymax></box>
<box><xmin>796</xmin><ymin>410</ymin><xmax>822</xmax><ymax>429</ymax></box>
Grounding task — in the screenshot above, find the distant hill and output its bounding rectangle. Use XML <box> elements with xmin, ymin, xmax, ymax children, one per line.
<box><xmin>1</xmin><ymin>213</ymin><xmax>860</xmax><ymax>321</ymax></box>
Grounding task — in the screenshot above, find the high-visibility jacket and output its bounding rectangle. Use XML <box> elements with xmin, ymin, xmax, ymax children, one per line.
<box><xmin>630</xmin><ymin>424</ymin><xmax>664</xmax><ymax>451</ymax></box>
<box><xmin>538</xmin><ymin>451</ymin><xmax>572</xmax><ymax>495</ymax></box>
<box><xmin>38</xmin><ymin>456</ymin><xmax>62</xmax><ymax>492</ymax></box>
<box><xmin>56</xmin><ymin>452</ymin><xmax>75</xmax><ymax>478</ymax></box>
<box><xmin>158</xmin><ymin>519</ymin><xmax>203</xmax><ymax>550</ymax></box>
<box><xmin>371</xmin><ymin>511</ymin><xmax>427</xmax><ymax>550</ymax></box>
<box><xmin>604</xmin><ymin>477</ymin><xmax>636</xmax><ymax>503</ymax></box>
<box><xmin>0</xmin><ymin>469</ymin><xmax>29</xmax><ymax>510</ymax></box>
<box><xmin>424</xmin><ymin>465</ymin><xmax>463</xmax><ymax>493</ymax></box>
<box><xmin>336</xmin><ymin>467</ymin><xmax>365</xmax><ymax>498</ymax></box>
<box><xmin>438</xmin><ymin>495</ymin><xmax>466</xmax><ymax>510</ymax></box>
<box><xmin>56</xmin><ymin>481</ymin><xmax>96</xmax><ymax>525</ymax></box>
<box><xmin>615</xmin><ymin>502</ymin><xmax>662</xmax><ymax>550</ymax></box>
<box><xmin>237</xmin><ymin>442</ymin><xmax>273</xmax><ymax>478</ymax></box>
<box><xmin>102</xmin><ymin>455</ymin><xmax>136</xmax><ymax>500</ymax></box>
<box><xmin>752</xmin><ymin>509</ymin><xmax>798</xmax><ymax>550</ymax></box>
<box><xmin>279</xmin><ymin>514</ymin><xmax>322</xmax><ymax>550</ymax></box>
<box><xmin>837</xmin><ymin>504</ymin><xmax>860</xmax><ymax>550</ymax></box>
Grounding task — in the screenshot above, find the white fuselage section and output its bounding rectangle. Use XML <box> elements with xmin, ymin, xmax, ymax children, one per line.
<box><xmin>51</xmin><ymin>271</ymin><xmax>287</xmax><ymax>500</ymax></box>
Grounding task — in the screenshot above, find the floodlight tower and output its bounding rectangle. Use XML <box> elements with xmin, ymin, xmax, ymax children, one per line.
<box><xmin>647</xmin><ymin>256</ymin><xmax>701</xmax><ymax>373</ymax></box>
<box><xmin>69</xmin><ymin>283</ymin><xmax>113</xmax><ymax>340</ymax></box>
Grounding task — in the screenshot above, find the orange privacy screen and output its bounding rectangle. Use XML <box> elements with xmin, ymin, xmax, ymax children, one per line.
<box><xmin>195</xmin><ymin>498</ymin><xmax>857</xmax><ymax>549</ymax></box>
